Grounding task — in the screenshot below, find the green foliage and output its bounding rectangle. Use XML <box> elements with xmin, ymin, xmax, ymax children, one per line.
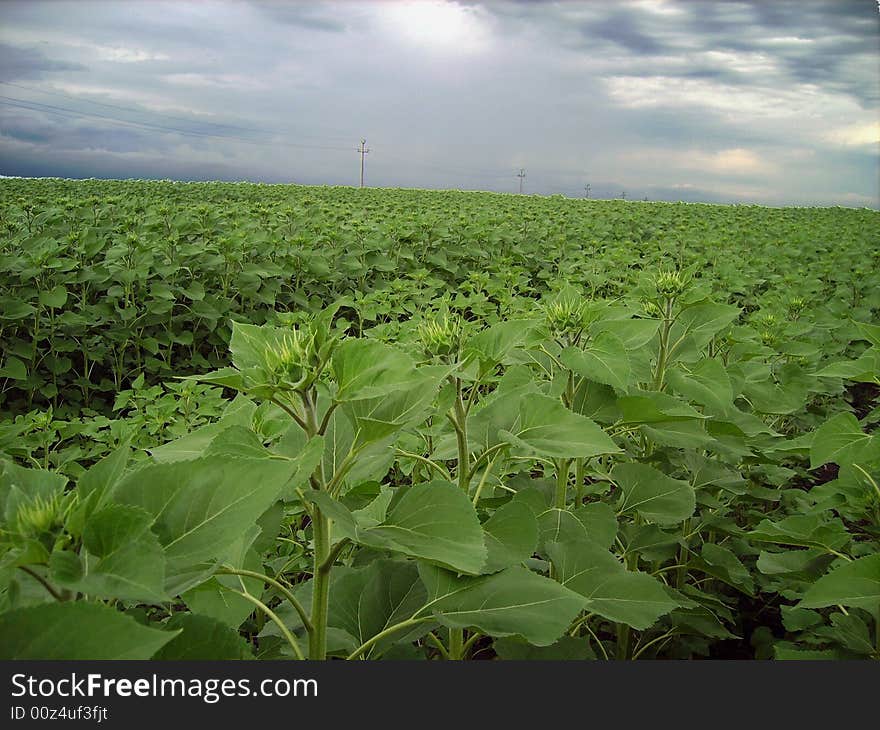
<box><xmin>0</xmin><ymin>178</ymin><xmax>878</xmax><ymax>660</ymax></box>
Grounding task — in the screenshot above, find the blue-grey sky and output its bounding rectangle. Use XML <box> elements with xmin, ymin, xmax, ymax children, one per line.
<box><xmin>0</xmin><ymin>0</ymin><xmax>878</xmax><ymax>206</ymax></box>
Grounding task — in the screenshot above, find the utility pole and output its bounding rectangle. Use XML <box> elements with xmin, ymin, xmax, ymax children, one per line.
<box><xmin>358</xmin><ymin>138</ymin><xmax>370</xmax><ymax>188</ymax></box>
<box><xmin>584</xmin><ymin>183</ymin><xmax>591</xmax><ymax>199</ymax></box>
<box><xmin>517</xmin><ymin>168</ymin><xmax>526</xmax><ymax>194</ymax></box>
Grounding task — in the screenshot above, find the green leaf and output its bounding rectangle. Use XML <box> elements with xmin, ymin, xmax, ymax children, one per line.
<box><xmin>204</xmin><ymin>425</ymin><xmax>270</xmax><ymax>459</ymax></box>
<box><xmin>756</xmin><ymin>548</ymin><xmax>833</xmax><ymax>576</ymax></box>
<box><xmin>617</xmin><ymin>391</ymin><xmax>707</xmax><ymax>424</ymax></box>
<box><xmin>182</xmin><ymin>534</ymin><xmax>265</xmax><ymax>628</ymax></box>
<box><xmin>369</xmin><ymin>482</ymin><xmax>486</xmax><ymax>573</ymax></box>
<box><xmin>493</xmin><ymin>635</ymin><xmax>594</xmax><ymax>660</ymax></box>
<box><xmin>799</xmin><ymin>554</ymin><xmax>880</xmax><ymax>611</ymax></box>
<box><xmin>614</xmin><ymin>463</ymin><xmax>695</xmax><ymax>525</ymax></box>
<box><xmin>149</xmin><ymin>398</ymin><xmax>256</xmax><ymax>462</ymax></box>
<box><xmin>666</xmin><ymin>358</ymin><xmax>734</xmax><ymax>414</ymax></box>
<box><xmin>321</xmin><ymin>407</ymin><xmax>395</xmax><ymax>493</ymax></box>
<box><xmin>54</xmin><ymin>504</ymin><xmax>168</xmax><ymax>603</ymax></box>
<box><xmin>547</xmin><ymin>537</ymin><xmax>680</xmax><ymax>629</ymax></box>
<box><xmin>153</xmin><ymin>614</ymin><xmax>253</xmax><ymax>659</ymax></box>
<box><xmin>329</xmin><ymin>559</ymin><xmax>430</xmax><ymax>658</ymax></box>
<box><xmin>749</xmin><ymin>515</ymin><xmax>851</xmax><ymax>552</ymax></box>
<box><xmin>693</xmin><ymin>543</ymin><xmax>755</xmax><ymax>595</ymax></box>
<box><xmin>501</xmin><ymin>393</ymin><xmax>621</xmax><ymax>459</ymax></box>
<box><xmin>814</xmin><ymin>348</ymin><xmax>880</xmax><ymax>383</ymax></box>
<box><xmin>561</xmin><ymin>332</ymin><xmax>631</xmax><ymax>390</ymax></box>
<box><xmin>229</xmin><ymin>321</ymin><xmax>286</xmax><ymax>373</ymax></box>
<box><xmin>332</xmin><ymin>339</ymin><xmax>420</xmax><ymax>401</ymax></box>
<box><xmin>419</xmin><ymin>563</ymin><xmax>584</xmax><ymax>646</ymax></box>
<box><xmin>0</xmin><ymin>356</ymin><xmax>27</xmax><ymax>381</ymax></box>
<box><xmin>466</xmin><ymin>382</ymin><xmax>537</xmax><ymax>453</ymax></box>
<box><xmin>463</xmin><ymin>319</ymin><xmax>535</xmax><ymax>373</ymax></box>
<box><xmin>574</xmin><ymin>502</ymin><xmax>619</xmax><ymax>549</ymax></box>
<box><xmin>667</xmin><ymin>302</ymin><xmax>740</xmax><ymax>360</ymax></box>
<box><xmin>113</xmin><ymin>456</ymin><xmax>296</xmax><ymax>576</ymax></box>
<box><xmin>309</xmin><ymin>481</ymin><xmax>487</xmax><ymax>574</ymax></box>
<box><xmin>0</xmin><ymin>602</ymin><xmax>177</xmax><ymax>659</ymax></box>
<box><xmin>77</xmin><ymin>440</ymin><xmax>131</xmax><ymax>502</ymax></box>
<box><xmin>810</xmin><ymin>412</ymin><xmax>878</xmax><ymax>469</ymax></box>
<box><xmin>815</xmin><ymin>613</ymin><xmax>875</xmax><ymax>655</ymax></box>
<box><xmin>482</xmin><ymin>500</ymin><xmax>538</xmax><ymax>573</ymax></box>
<box><xmin>345</xmin><ymin>370</ymin><xmax>441</xmax><ymax>447</ymax></box>
<box><xmin>39</xmin><ymin>285</ymin><xmax>68</xmax><ymax>309</ymax></box>
<box><xmin>591</xmin><ymin>318</ymin><xmax>660</xmax><ymax>350</ymax></box>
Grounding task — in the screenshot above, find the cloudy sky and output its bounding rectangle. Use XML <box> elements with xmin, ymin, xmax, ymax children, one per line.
<box><xmin>0</xmin><ymin>0</ymin><xmax>878</xmax><ymax>206</ymax></box>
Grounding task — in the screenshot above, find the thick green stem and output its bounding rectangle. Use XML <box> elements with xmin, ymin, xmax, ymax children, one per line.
<box><xmin>616</xmin><ymin>622</ymin><xmax>631</xmax><ymax>661</ymax></box>
<box><xmin>309</xmin><ymin>509</ymin><xmax>331</xmax><ymax>660</ymax></box>
<box><xmin>555</xmin><ymin>458</ymin><xmax>571</xmax><ymax>509</ymax></box>
<box><xmin>652</xmin><ymin>298</ymin><xmax>674</xmax><ymax>391</ymax></box>
<box><xmin>574</xmin><ymin>458</ymin><xmax>585</xmax><ymax>506</ymax></box>
<box><xmin>448</xmin><ymin>627</ymin><xmax>465</xmax><ymax>660</ymax></box>
<box><xmin>675</xmin><ymin>517</ymin><xmax>691</xmax><ymax>590</ymax></box>
<box><xmin>617</xmin><ymin>549</ymin><xmax>639</xmax><ymax>659</ymax></box>
<box><xmin>452</xmin><ymin>379</ymin><xmax>470</xmax><ymax>491</ymax></box>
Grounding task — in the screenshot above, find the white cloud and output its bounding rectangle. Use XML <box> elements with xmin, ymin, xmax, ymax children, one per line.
<box><xmin>825</xmin><ymin>122</ymin><xmax>880</xmax><ymax>147</ymax></box>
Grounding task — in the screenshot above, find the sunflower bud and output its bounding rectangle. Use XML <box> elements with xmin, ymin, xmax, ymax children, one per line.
<box><xmin>545</xmin><ymin>298</ymin><xmax>587</xmax><ymax>339</ymax></box>
<box><xmin>419</xmin><ymin>312</ymin><xmax>462</xmax><ymax>358</ymax></box>
<box><xmin>653</xmin><ymin>269</ymin><xmax>690</xmax><ymax>298</ymax></box>
<box><xmin>265</xmin><ymin>330</ymin><xmax>309</xmax><ymax>390</ymax></box>
<box><xmin>15</xmin><ymin>494</ymin><xmax>64</xmax><ymax>541</ymax></box>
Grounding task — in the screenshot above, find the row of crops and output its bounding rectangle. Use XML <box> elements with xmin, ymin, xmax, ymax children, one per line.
<box><xmin>0</xmin><ymin>177</ymin><xmax>878</xmax><ymax>660</ymax></box>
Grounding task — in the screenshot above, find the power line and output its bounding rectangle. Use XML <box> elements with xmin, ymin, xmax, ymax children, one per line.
<box><xmin>0</xmin><ymin>95</ymin><xmax>354</xmax><ymax>153</ymax></box>
<box><xmin>0</xmin><ymin>80</ymin><xmax>355</xmax><ymax>143</ymax></box>
<box><xmin>0</xmin><ymin>90</ymin><xmax>641</xmax><ymax>197</ymax></box>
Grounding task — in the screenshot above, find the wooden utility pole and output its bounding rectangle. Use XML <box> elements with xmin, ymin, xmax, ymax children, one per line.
<box><xmin>517</xmin><ymin>168</ymin><xmax>526</xmax><ymax>194</ymax></box>
<box><xmin>358</xmin><ymin>139</ymin><xmax>370</xmax><ymax>187</ymax></box>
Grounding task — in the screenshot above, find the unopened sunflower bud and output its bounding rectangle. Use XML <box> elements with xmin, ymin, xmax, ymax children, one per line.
<box><xmin>15</xmin><ymin>494</ymin><xmax>64</xmax><ymax>540</ymax></box>
<box><xmin>419</xmin><ymin>313</ymin><xmax>462</xmax><ymax>357</ymax></box>
<box><xmin>653</xmin><ymin>269</ymin><xmax>690</xmax><ymax>297</ymax></box>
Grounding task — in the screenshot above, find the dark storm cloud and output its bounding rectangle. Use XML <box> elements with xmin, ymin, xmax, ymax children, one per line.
<box><xmin>581</xmin><ymin>11</ymin><xmax>670</xmax><ymax>55</ymax></box>
<box><xmin>249</xmin><ymin>1</ymin><xmax>349</xmax><ymax>32</ymax></box>
<box><xmin>0</xmin><ymin>43</ymin><xmax>86</xmax><ymax>82</ymax></box>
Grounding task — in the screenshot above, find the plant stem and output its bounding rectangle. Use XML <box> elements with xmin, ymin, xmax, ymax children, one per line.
<box><xmin>309</xmin><ymin>509</ymin><xmax>331</xmax><ymax>660</ymax></box>
<box><xmin>616</xmin><ymin>622</ymin><xmax>631</xmax><ymax>660</ymax></box>
<box><xmin>217</xmin><ymin>565</ymin><xmax>312</xmax><ymax>634</ymax></box>
<box><xmin>225</xmin><ymin>587</ymin><xmax>304</xmax><ymax>660</ymax></box>
<box><xmin>452</xmin><ymin>378</ymin><xmax>470</xmax><ymax>491</ymax></box>
<box><xmin>555</xmin><ymin>458</ymin><xmax>571</xmax><ymax>509</ymax></box>
<box><xmin>448</xmin><ymin>627</ymin><xmax>465</xmax><ymax>660</ymax></box>
<box><xmin>346</xmin><ymin>617</ymin><xmax>432</xmax><ymax>660</ymax></box>
<box><xmin>574</xmin><ymin>458</ymin><xmax>585</xmax><ymax>506</ymax></box>
<box><xmin>425</xmin><ymin>631</ymin><xmax>451</xmax><ymax>660</ymax></box>
<box><xmin>675</xmin><ymin>517</ymin><xmax>691</xmax><ymax>589</ymax></box>
<box><xmin>471</xmin><ymin>456</ymin><xmax>497</xmax><ymax>506</ymax></box>
<box><xmin>18</xmin><ymin>566</ymin><xmax>65</xmax><ymax>601</ymax></box>
<box><xmin>652</xmin><ymin>297</ymin><xmax>674</xmax><ymax>391</ymax></box>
